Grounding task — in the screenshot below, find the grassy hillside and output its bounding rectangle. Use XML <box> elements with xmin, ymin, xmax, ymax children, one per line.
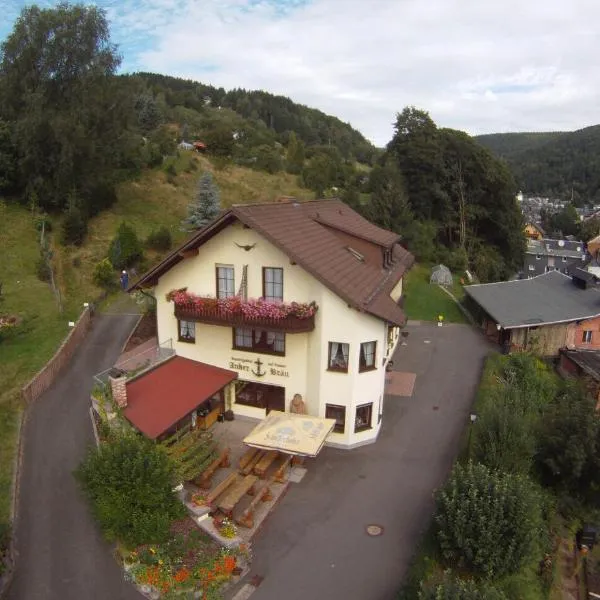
<box><xmin>0</xmin><ymin>154</ymin><xmax>313</xmax><ymax>549</ymax></box>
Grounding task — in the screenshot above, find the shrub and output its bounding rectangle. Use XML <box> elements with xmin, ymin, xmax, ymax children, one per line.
<box><xmin>419</xmin><ymin>572</ymin><xmax>508</xmax><ymax>600</ymax></box>
<box><xmin>434</xmin><ymin>462</ymin><xmax>542</xmax><ymax>578</ymax></box>
<box><xmin>86</xmin><ymin>181</ymin><xmax>118</xmax><ymax>218</ymax></box>
<box><xmin>93</xmin><ymin>258</ymin><xmax>116</xmax><ymax>290</ymax></box>
<box><xmin>108</xmin><ymin>222</ymin><xmax>143</xmax><ymax>269</ymax></box>
<box><xmin>35</xmin><ymin>214</ymin><xmax>52</xmax><ymax>233</ymax></box>
<box><xmin>75</xmin><ymin>433</ymin><xmax>185</xmax><ymax>547</ymax></box>
<box><xmin>61</xmin><ymin>205</ymin><xmax>87</xmax><ymax>246</ymax></box>
<box><xmin>146</xmin><ymin>226</ymin><xmax>172</xmax><ymax>251</ymax></box>
<box><xmin>36</xmin><ymin>252</ymin><xmax>51</xmax><ymax>282</ymax></box>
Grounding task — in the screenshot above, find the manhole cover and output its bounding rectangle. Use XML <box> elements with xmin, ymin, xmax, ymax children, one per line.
<box><xmin>366</xmin><ymin>524</ymin><xmax>384</xmax><ymax>536</ymax></box>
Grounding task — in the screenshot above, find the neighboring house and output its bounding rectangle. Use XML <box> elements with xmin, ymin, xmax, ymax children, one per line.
<box><xmin>130</xmin><ymin>198</ymin><xmax>414</xmax><ymax>449</ymax></box>
<box><xmin>464</xmin><ymin>270</ymin><xmax>600</xmax><ymax>356</ymax></box>
<box><xmin>524</xmin><ymin>222</ymin><xmax>545</xmax><ymax>240</ymax></box>
<box><xmin>523</xmin><ymin>238</ymin><xmax>587</xmax><ymax>278</ymax></box>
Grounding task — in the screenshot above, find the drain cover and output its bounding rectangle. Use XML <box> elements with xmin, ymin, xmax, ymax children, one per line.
<box><xmin>366</xmin><ymin>524</ymin><xmax>384</xmax><ymax>537</ymax></box>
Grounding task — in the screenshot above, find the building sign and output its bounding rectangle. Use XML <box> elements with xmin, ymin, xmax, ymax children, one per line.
<box><xmin>229</xmin><ymin>357</ymin><xmax>289</xmax><ymax>378</ymax></box>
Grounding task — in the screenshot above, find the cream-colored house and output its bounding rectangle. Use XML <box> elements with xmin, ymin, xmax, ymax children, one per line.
<box><xmin>131</xmin><ymin>198</ymin><xmax>414</xmax><ymax>449</ymax></box>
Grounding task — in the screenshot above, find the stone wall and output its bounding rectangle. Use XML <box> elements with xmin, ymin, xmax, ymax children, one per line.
<box><xmin>21</xmin><ymin>306</ymin><xmax>93</xmax><ymax>403</ymax></box>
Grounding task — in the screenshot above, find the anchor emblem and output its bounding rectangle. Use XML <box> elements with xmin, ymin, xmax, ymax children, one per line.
<box><xmin>252</xmin><ymin>357</ymin><xmax>266</xmax><ymax>378</ymax></box>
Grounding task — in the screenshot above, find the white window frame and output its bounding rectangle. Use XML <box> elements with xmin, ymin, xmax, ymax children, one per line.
<box><xmin>216</xmin><ymin>265</ymin><xmax>235</xmax><ymax>298</ymax></box>
<box><xmin>583</xmin><ymin>330</ymin><xmax>593</xmax><ymax>344</ymax></box>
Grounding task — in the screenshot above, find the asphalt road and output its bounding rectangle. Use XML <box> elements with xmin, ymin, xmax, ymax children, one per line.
<box><xmin>7</xmin><ymin>313</ymin><xmax>142</xmax><ymax>600</ymax></box>
<box><xmin>228</xmin><ymin>323</ymin><xmax>492</xmax><ymax>600</ymax></box>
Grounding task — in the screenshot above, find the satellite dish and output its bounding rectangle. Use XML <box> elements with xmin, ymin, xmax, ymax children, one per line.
<box><xmin>558</xmin><ymin>240</ymin><xmax>565</xmax><ymax>247</ymax></box>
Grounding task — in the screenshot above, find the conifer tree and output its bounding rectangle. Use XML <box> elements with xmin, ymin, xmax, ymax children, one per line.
<box><xmin>181</xmin><ymin>172</ymin><xmax>220</xmax><ymax>231</ymax></box>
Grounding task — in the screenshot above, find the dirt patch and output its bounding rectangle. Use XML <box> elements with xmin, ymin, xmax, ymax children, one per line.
<box><xmin>123</xmin><ymin>313</ymin><xmax>157</xmax><ymax>353</ymax></box>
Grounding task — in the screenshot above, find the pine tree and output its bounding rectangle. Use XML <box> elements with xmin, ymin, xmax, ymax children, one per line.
<box><xmin>181</xmin><ymin>172</ymin><xmax>221</xmax><ymax>231</ymax></box>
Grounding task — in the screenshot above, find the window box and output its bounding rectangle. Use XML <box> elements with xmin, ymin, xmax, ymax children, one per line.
<box><xmin>233</xmin><ymin>327</ymin><xmax>285</xmax><ymax>356</ymax></box>
<box><xmin>359</xmin><ymin>341</ymin><xmax>377</xmax><ymax>372</ymax></box>
<box><xmin>355</xmin><ymin>404</ymin><xmax>373</xmax><ymax>432</ymax></box>
<box><xmin>326</xmin><ymin>404</ymin><xmax>346</xmax><ymax>433</ymax></box>
<box><xmin>328</xmin><ymin>342</ymin><xmax>349</xmax><ymax>372</ymax></box>
<box><xmin>178</xmin><ymin>320</ymin><xmax>196</xmax><ymax>343</ymax></box>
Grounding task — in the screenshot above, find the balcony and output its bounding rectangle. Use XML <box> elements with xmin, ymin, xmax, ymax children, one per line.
<box><xmin>169</xmin><ymin>290</ymin><xmax>317</xmax><ymax>333</ymax></box>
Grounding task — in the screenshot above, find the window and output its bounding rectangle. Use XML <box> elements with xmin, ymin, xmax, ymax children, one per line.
<box><xmin>528</xmin><ymin>265</ymin><xmax>535</xmax><ymax>271</ymax></box>
<box><xmin>325</xmin><ymin>404</ymin><xmax>346</xmax><ymax>433</ymax></box>
<box><xmin>583</xmin><ymin>330</ymin><xmax>593</xmax><ymax>344</ymax></box>
<box><xmin>536</xmin><ymin>254</ymin><xmax>541</xmax><ymax>260</ymax></box>
<box><xmin>359</xmin><ymin>341</ymin><xmax>377</xmax><ymax>372</ymax></box>
<box><xmin>178</xmin><ymin>320</ymin><xmax>196</xmax><ymax>343</ymax></box>
<box><xmin>263</xmin><ymin>267</ymin><xmax>283</xmax><ymax>301</ymax></box>
<box><xmin>233</xmin><ymin>327</ymin><xmax>285</xmax><ymax>355</ymax></box>
<box><xmin>328</xmin><ymin>342</ymin><xmax>349</xmax><ymax>372</ymax></box>
<box><xmin>562</xmin><ymin>256</ymin><xmax>567</xmax><ymax>262</ymax></box>
<box><xmin>355</xmin><ymin>404</ymin><xmax>373</xmax><ymax>432</ymax></box>
<box><xmin>216</xmin><ymin>265</ymin><xmax>235</xmax><ymax>298</ymax></box>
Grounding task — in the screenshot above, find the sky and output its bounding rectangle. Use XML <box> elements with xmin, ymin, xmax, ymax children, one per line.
<box><xmin>2</xmin><ymin>0</ymin><xmax>600</xmax><ymax>146</ymax></box>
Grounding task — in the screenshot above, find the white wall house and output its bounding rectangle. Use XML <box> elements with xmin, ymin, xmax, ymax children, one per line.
<box><xmin>133</xmin><ymin>198</ymin><xmax>413</xmax><ymax>449</ymax></box>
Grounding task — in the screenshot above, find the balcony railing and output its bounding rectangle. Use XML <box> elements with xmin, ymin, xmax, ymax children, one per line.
<box><xmin>174</xmin><ymin>304</ymin><xmax>315</xmax><ymax>332</ymax></box>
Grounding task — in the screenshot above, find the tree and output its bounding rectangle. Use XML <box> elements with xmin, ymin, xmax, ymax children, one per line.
<box><xmin>542</xmin><ymin>203</ymin><xmax>581</xmax><ymax>238</ymax></box>
<box><xmin>75</xmin><ymin>433</ymin><xmax>185</xmax><ymax>547</ymax></box>
<box><xmin>435</xmin><ymin>462</ymin><xmax>542</xmax><ymax>578</ymax></box>
<box><xmin>0</xmin><ymin>4</ymin><xmax>126</xmax><ymax>213</ymax></box>
<box><xmin>61</xmin><ymin>203</ymin><xmax>88</xmax><ymax>246</ymax></box>
<box><xmin>286</xmin><ymin>131</ymin><xmax>305</xmax><ymax>174</ymax></box>
<box><xmin>135</xmin><ymin>93</ymin><xmax>162</xmax><ymax>133</ymax></box>
<box><xmin>145</xmin><ymin>226</ymin><xmax>172</xmax><ymax>252</ymax></box>
<box><xmin>0</xmin><ymin>119</ymin><xmax>17</xmax><ymax>194</ymax></box>
<box><xmin>536</xmin><ymin>381</ymin><xmax>600</xmax><ymax>497</ymax></box>
<box><xmin>203</xmin><ymin>125</ymin><xmax>235</xmax><ymax>157</ymax></box>
<box><xmin>93</xmin><ymin>258</ymin><xmax>116</xmax><ymax>290</ymax></box>
<box><xmin>253</xmin><ymin>144</ymin><xmax>283</xmax><ymax>174</ymax></box>
<box><xmin>181</xmin><ymin>172</ymin><xmax>220</xmax><ymax>231</ymax></box>
<box><xmin>108</xmin><ymin>222</ymin><xmax>143</xmax><ymax>269</ymax></box>
<box><xmin>365</xmin><ymin>160</ymin><xmax>414</xmax><ymax>238</ymax></box>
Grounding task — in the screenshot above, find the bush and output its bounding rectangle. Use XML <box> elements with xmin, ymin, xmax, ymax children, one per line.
<box><xmin>419</xmin><ymin>573</ymin><xmax>508</xmax><ymax>600</ymax></box>
<box><xmin>35</xmin><ymin>214</ymin><xmax>52</xmax><ymax>233</ymax></box>
<box><xmin>86</xmin><ymin>181</ymin><xmax>118</xmax><ymax>218</ymax></box>
<box><xmin>146</xmin><ymin>226</ymin><xmax>172</xmax><ymax>252</ymax></box>
<box><xmin>434</xmin><ymin>462</ymin><xmax>542</xmax><ymax>578</ymax></box>
<box><xmin>61</xmin><ymin>206</ymin><xmax>87</xmax><ymax>246</ymax></box>
<box><xmin>93</xmin><ymin>258</ymin><xmax>116</xmax><ymax>290</ymax></box>
<box><xmin>108</xmin><ymin>222</ymin><xmax>143</xmax><ymax>270</ymax></box>
<box><xmin>75</xmin><ymin>433</ymin><xmax>185</xmax><ymax>547</ymax></box>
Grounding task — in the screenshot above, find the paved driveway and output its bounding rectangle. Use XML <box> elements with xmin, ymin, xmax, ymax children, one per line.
<box><xmin>8</xmin><ymin>314</ymin><xmax>142</xmax><ymax>600</ymax></box>
<box><xmin>228</xmin><ymin>323</ymin><xmax>492</xmax><ymax>600</ymax></box>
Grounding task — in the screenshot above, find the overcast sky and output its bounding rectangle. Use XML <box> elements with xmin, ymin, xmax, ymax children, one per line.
<box><xmin>3</xmin><ymin>0</ymin><xmax>599</xmax><ymax>146</ymax></box>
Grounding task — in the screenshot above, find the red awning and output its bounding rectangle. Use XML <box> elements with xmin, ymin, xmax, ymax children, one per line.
<box><xmin>123</xmin><ymin>356</ymin><xmax>237</xmax><ymax>439</ymax></box>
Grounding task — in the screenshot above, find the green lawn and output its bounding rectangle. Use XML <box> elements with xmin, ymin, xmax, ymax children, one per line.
<box><xmin>403</xmin><ymin>264</ymin><xmax>467</xmax><ymax>323</ymax></box>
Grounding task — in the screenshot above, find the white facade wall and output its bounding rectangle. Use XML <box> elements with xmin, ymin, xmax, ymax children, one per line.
<box><xmin>154</xmin><ymin>221</ymin><xmax>398</xmax><ymax>448</ymax></box>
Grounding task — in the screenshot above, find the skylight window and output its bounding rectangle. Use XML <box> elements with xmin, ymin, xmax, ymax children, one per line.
<box><xmin>346</xmin><ymin>246</ymin><xmax>365</xmax><ymax>262</ymax></box>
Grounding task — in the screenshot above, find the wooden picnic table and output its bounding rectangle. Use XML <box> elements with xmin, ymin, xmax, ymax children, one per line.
<box><xmin>218</xmin><ymin>474</ymin><xmax>258</xmax><ymax>516</ymax></box>
<box><xmin>253</xmin><ymin>450</ymin><xmax>279</xmax><ymax>478</ymax></box>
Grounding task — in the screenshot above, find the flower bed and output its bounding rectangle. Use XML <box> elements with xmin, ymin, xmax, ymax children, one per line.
<box><xmin>125</xmin><ymin>518</ymin><xmax>249</xmax><ymax>599</ymax></box>
<box><xmin>167</xmin><ymin>289</ymin><xmax>318</xmax><ymax>320</ymax></box>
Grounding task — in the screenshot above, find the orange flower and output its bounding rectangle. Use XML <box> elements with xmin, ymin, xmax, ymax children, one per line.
<box><xmin>174</xmin><ymin>567</ymin><xmax>190</xmax><ymax>583</ymax></box>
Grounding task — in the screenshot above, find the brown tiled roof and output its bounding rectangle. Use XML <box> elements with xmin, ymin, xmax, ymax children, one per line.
<box><xmin>132</xmin><ymin>198</ymin><xmax>414</xmax><ymax>325</ymax></box>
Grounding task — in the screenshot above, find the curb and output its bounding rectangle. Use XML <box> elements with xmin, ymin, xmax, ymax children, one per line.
<box><xmin>119</xmin><ymin>313</ymin><xmax>143</xmax><ymax>354</ymax></box>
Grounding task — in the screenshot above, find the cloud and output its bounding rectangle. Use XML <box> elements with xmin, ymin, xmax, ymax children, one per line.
<box><xmin>3</xmin><ymin>0</ymin><xmax>600</xmax><ymax>145</ymax></box>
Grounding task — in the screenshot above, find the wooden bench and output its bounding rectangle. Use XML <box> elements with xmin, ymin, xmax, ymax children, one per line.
<box><xmin>274</xmin><ymin>454</ymin><xmax>293</xmax><ymax>483</ymax></box>
<box><xmin>196</xmin><ymin>448</ymin><xmax>230</xmax><ymax>489</ymax></box>
<box><xmin>218</xmin><ymin>474</ymin><xmax>258</xmax><ymax>516</ymax></box>
<box><xmin>206</xmin><ymin>472</ymin><xmax>239</xmax><ymax>506</ymax></box>
<box><xmin>238</xmin><ymin>447</ymin><xmax>260</xmax><ymax>472</ymax></box>
<box><xmin>235</xmin><ymin>477</ymin><xmax>274</xmax><ymax>529</ymax></box>
<box><xmin>253</xmin><ymin>450</ymin><xmax>279</xmax><ymax>478</ymax></box>
<box><xmin>241</xmin><ymin>450</ymin><xmax>264</xmax><ymax>476</ymax></box>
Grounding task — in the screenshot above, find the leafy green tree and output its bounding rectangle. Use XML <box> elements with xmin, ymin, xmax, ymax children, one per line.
<box><xmin>108</xmin><ymin>222</ymin><xmax>143</xmax><ymax>269</ymax></box>
<box><xmin>253</xmin><ymin>144</ymin><xmax>283</xmax><ymax>174</ymax></box>
<box><xmin>286</xmin><ymin>131</ymin><xmax>305</xmax><ymax>174</ymax></box>
<box><xmin>182</xmin><ymin>172</ymin><xmax>220</xmax><ymax>231</ymax></box>
<box><xmin>0</xmin><ymin>119</ymin><xmax>17</xmax><ymax>193</ymax></box>
<box><xmin>145</xmin><ymin>226</ymin><xmax>172</xmax><ymax>252</ymax></box>
<box><xmin>203</xmin><ymin>125</ymin><xmax>235</xmax><ymax>157</ymax></box>
<box><xmin>0</xmin><ymin>4</ymin><xmax>126</xmax><ymax>212</ymax></box>
<box><xmin>581</xmin><ymin>217</ymin><xmax>600</xmax><ymax>244</ymax></box>
<box><xmin>75</xmin><ymin>433</ymin><xmax>185</xmax><ymax>547</ymax></box>
<box><xmin>435</xmin><ymin>462</ymin><xmax>542</xmax><ymax>578</ymax></box>
<box><xmin>542</xmin><ymin>203</ymin><xmax>581</xmax><ymax>238</ymax></box>
<box><xmin>135</xmin><ymin>93</ymin><xmax>162</xmax><ymax>133</ymax></box>
<box><xmin>536</xmin><ymin>381</ymin><xmax>600</xmax><ymax>497</ymax></box>
<box><xmin>61</xmin><ymin>204</ymin><xmax>88</xmax><ymax>246</ymax></box>
<box><xmin>419</xmin><ymin>573</ymin><xmax>508</xmax><ymax>600</ymax></box>
<box><xmin>93</xmin><ymin>258</ymin><xmax>116</xmax><ymax>290</ymax></box>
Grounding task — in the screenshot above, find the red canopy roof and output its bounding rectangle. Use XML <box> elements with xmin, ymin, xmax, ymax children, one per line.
<box><xmin>123</xmin><ymin>356</ymin><xmax>237</xmax><ymax>439</ymax></box>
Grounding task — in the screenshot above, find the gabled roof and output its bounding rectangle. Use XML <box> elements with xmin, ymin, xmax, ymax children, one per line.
<box><xmin>124</xmin><ymin>356</ymin><xmax>237</xmax><ymax>439</ymax></box>
<box><xmin>561</xmin><ymin>349</ymin><xmax>600</xmax><ymax>381</ymax></box>
<box><xmin>526</xmin><ymin>238</ymin><xmax>586</xmax><ymax>259</ymax></box>
<box><xmin>465</xmin><ymin>271</ymin><xmax>600</xmax><ymax>329</ymax></box>
<box><xmin>131</xmin><ymin>198</ymin><xmax>414</xmax><ymax>325</ymax></box>
<box><xmin>525</xmin><ymin>221</ymin><xmax>545</xmax><ymax>234</ymax></box>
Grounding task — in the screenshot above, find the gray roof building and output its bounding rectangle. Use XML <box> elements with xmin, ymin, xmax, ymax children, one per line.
<box><xmin>465</xmin><ymin>271</ymin><xmax>600</xmax><ymax>329</ymax></box>
<box><xmin>523</xmin><ymin>238</ymin><xmax>587</xmax><ymax>278</ymax></box>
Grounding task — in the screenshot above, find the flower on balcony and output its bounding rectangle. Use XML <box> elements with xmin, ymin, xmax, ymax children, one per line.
<box><xmin>167</xmin><ymin>290</ymin><xmax>318</xmax><ymax>320</ymax></box>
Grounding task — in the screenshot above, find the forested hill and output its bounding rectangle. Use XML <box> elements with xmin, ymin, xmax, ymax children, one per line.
<box><xmin>475</xmin><ymin>127</ymin><xmax>600</xmax><ymax>204</ymax></box>
<box><xmin>133</xmin><ymin>72</ymin><xmax>377</xmax><ymax>164</ymax></box>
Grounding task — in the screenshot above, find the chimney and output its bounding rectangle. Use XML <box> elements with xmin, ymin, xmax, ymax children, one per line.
<box><xmin>108</xmin><ymin>369</ymin><xmax>128</xmax><ymax>409</ymax></box>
